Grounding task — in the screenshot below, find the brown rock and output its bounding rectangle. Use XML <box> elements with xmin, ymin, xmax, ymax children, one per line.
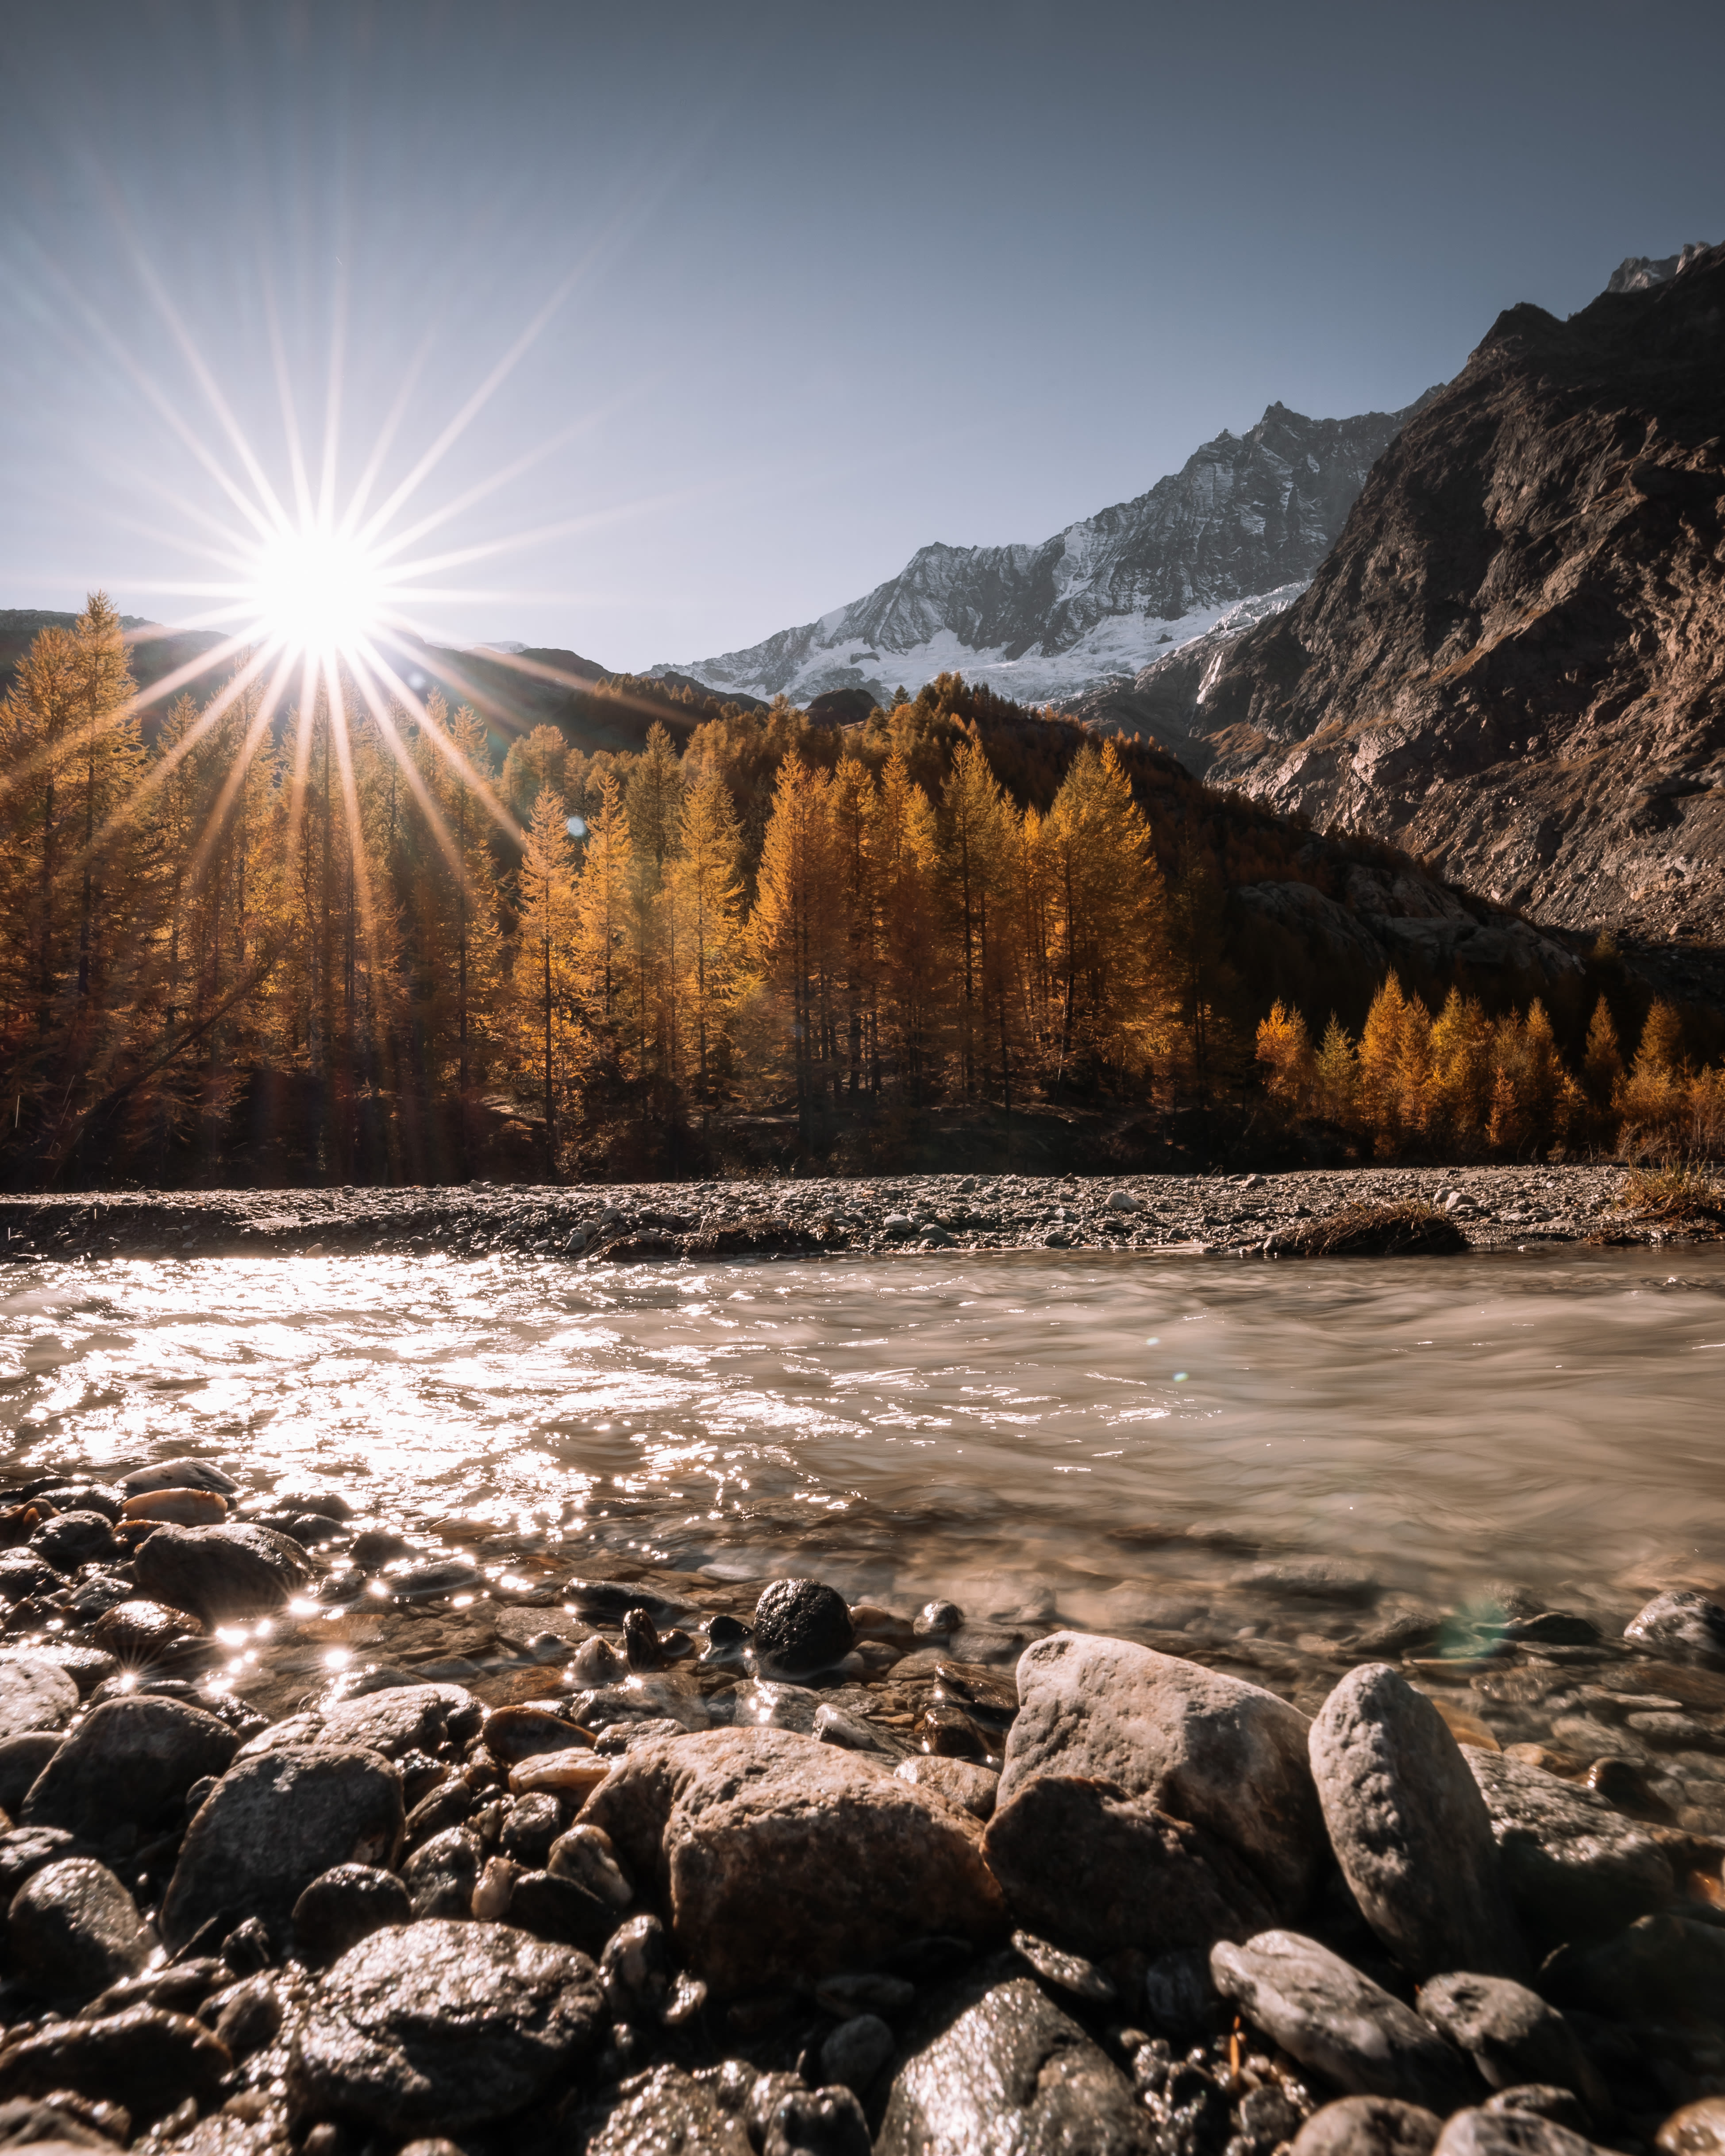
<box><xmin>580</xmin><ymin>1726</ymin><xmax>1006</xmax><ymax>1996</ymax></box>
<box><xmin>1659</xmin><ymin>2097</ymin><xmax>1725</xmax><ymax>2156</ymax></box>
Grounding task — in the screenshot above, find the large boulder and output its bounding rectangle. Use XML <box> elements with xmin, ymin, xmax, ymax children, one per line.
<box><xmin>982</xmin><ymin>1773</ymin><xmax>1276</xmax><ymax>1958</ymax></box>
<box><xmin>876</xmin><ymin>1975</ymin><xmax>1149</xmax><ymax>2156</ymax></box>
<box><xmin>1464</xmin><ymin>1748</ymin><xmax>1674</xmax><ymax>1944</ymax></box>
<box><xmin>1311</xmin><ymin>1665</ymin><xmax>1526</xmax><ymax>1979</ymax></box>
<box><xmin>998</xmin><ymin>1634</ymin><xmax>1322</xmax><ymax>1912</ymax></box>
<box><xmin>581</xmin><ymin>1727</ymin><xmax>1006</xmax><ymax>1996</ymax></box>
<box><xmin>160</xmin><ymin>1745</ymin><xmax>404</xmax><ymax>1952</ymax></box>
<box><xmin>20</xmin><ymin>1698</ymin><xmax>238</xmax><ymax>1842</ymax></box>
<box><xmin>133</xmin><ymin>1523</ymin><xmax>312</xmax><ymax>1621</ymax></box>
<box><xmin>1212</xmin><ymin>1932</ymin><xmax>1481</xmax><ymax>2114</ymax></box>
<box><xmin>287</xmin><ymin>1919</ymin><xmax>603</xmax><ymax>2129</ymax></box>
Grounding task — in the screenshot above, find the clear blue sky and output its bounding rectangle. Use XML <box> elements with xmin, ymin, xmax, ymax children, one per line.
<box><xmin>2</xmin><ymin>0</ymin><xmax>1720</xmax><ymax>672</ymax></box>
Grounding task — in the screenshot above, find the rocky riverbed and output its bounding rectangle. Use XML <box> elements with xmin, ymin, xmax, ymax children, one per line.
<box><xmin>0</xmin><ymin>1164</ymin><xmax>1690</xmax><ymax>1264</ymax></box>
<box><xmin>0</xmin><ymin>1454</ymin><xmax>1719</xmax><ymax>2156</ymax></box>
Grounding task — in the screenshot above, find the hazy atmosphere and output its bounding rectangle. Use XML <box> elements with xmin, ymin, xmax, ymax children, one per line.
<box><xmin>4</xmin><ymin>0</ymin><xmax>1722</xmax><ymax>666</ymax></box>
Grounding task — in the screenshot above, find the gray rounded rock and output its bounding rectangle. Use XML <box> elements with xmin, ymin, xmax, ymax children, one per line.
<box><xmin>1292</xmin><ymin>2097</ymin><xmax>1444</xmax><ymax>2156</ymax></box>
<box><xmin>287</xmin><ymin>1918</ymin><xmax>604</xmax><ymax>2129</ymax></box>
<box><xmin>1211</xmin><ymin>1931</ymin><xmax>1481</xmax><ymax>2114</ymax></box>
<box><xmin>1432</xmin><ymin>2107</ymin><xmax>1603</xmax><ymax>2156</ymax></box>
<box><xmin>29</xmin><ymin>1512</ymin><xmax>119</xmax><ymax>1573</ymax></box>
<box><xmin>6</xmin><ymin>1857</ymin><xmax>151</xmax><ymax>2007</ymax></box>
<box><xmin>1416</xmin><ymin>1973</ymin><xmax>1602</xmax><ymax>2108</ymax></box>
<box><xmin>1311</xmin><ymin>1664</ymin><xmax>1526</xmax><ymax>1980</ymax></box>
<box><xmin>753</xmin><ymin>1579</ymin><xmax>855</xmax><ymax>1679</ymax></box>
<box><xmin>0</xmin><ymin>1731</ymin><xmax>63</xmax><ymax>1816</ymax></box>
<box><xmin>160</xmin><ymin>1743</ymin><xmax>404</xmax><ymax>1953</ymax></box>
<box><xmin>1625</xmin><ymin>1590</ymin><xmax>1725</xmax><ymax>1667</ymax></box>
<box><xmin>239</xmin><ymin>1680</ymin><xmax>481</xmax><ymax>1761</ymax></box>
<box><xmin>0</xmin><ymin>1658</ymin><xmax>79</xmax><ymax>1743</ymax></box>
<box><xmin>134</xmin><ymin>1521</ymin><xmax>312</xmax><ymax>1621</ymax></box>
<box><xmin>401</xmin><ymin>1824</ymin><xmax>482</xmax><ymax>1919</ymax></box>
<box><xmin>290</xmin><ymin>1863</ymin><xmax>413</xmax><ymax>1964</ymax></box>
<box><xmin>20</xmin><ymin>1697</ymin><xmax>238</xmax><ymax>1842</ymax></box>
<box><xmin>999</xmin><ymin>1632</ymin><xmax>1323</xmax><ymax>1915</ymax></box>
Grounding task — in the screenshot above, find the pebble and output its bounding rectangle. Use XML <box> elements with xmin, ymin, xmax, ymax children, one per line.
<box><xmin>22</xmin><ymin>1697</ymin><xmax>238</xmax><ymax>1843</ymax></box>
<box><xmin>1414</xmin><ymin>1973</ymin><xmax>1601</xmax><ymax>2108</ymax></box>
<box><xmin>0</xmin><ymin>1656</ymin><xmax>80</xmax><ymax>1743</ymax></box>
<box><xmin>133</xmin><ymin>1522</ymin><xmax>313</xmax><ymax>1620</ymax></box>
<box><xmin>1658</xmin><ymin>2098</ymin><xmax>1725</xmax><ymax>2156</ymax></box>
<box><xmin>1292</xmin><ymin>2098</ymin><xmax>1444</xmax><ymax>2156</ymax></box>
<box><xmin>820</xmin><ymin>2013</ymin><xmax>895</xmax><ymax>2094</ymax></box>
<box><xmin>0</xmin><ymin>2005</ymin><xmax>232</xmax><ymax>2125</ymax></box>
<box><xmin>1432</xmin><ymin>2109</ymin><xmax>1602</xmax><ymax>2156</ymax></box>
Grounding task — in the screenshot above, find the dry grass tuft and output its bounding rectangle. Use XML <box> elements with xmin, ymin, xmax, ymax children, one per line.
<box><xmin>1619</xmin><ymin>1162</ymin><xmax>1725</xmax><ymax>1229</ymax></box>
<box><xmin>1273</xmin><ymin>1198</ymin><xmax>1467</xmax><ymax>1259</ymax></box>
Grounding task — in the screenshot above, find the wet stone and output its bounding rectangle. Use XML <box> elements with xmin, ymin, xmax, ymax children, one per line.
<box><xmin>6</xmin><ymin>1857</ymin><xmax>152</xmax><ymax>2007</ymax></box>
<box><xmin>1311</xmin><ymin>1663</ymin><xmax>1527</xmax><ymax>1980</ymax></box>
<box><xmin>820</xmin><ymin>2014</ymin><xmax>895</xmax><ymax>2095</ymax></box>
<box><xmin>0</xmin><ymin>2094</ymin><xmax>128</xmax><ymax>2149</ymax></box>
<box><xmin>1626</xmin><ymin>1592</ymin><xmax>1725</xmax><ymax>1667</ymax></box>
<box><xmin>752</xmin><ymin>1579</ymin><xmax>856</xmax><ymax>1680</ymax></box>
<box><xmin>243</xmin><ymin>1680</ymin><xmax>481</xmax><ymax>1760</ymax></box>
<box><xmin>0</xmin><ymin>1657</ymin><xmax>79</xmax><ymax>1742</ymax></box>
<box><xmin>0</xmin><ymin>2006</ymin><xmax>232</xmax><ymax>2125</ymax></box>
<box><xmin>1485</xmin><ymin>2091</ymin><xmax>1592</xmax><ymax>2136</ymax></box>
<box><xmin>1657</xmin><ymin>2098</ymin><xmax>1725</xmax><ymax>2156</ymax></box>
<box><xmin>120</xmin><ymin>1460</ymin><xmax>239</xmax><ymax>1498</ymax></box>
<box><xmin>29</xmin><ymin>1513</ymin><xmax>118</xmax><ymax>1572</ymax></box>
<box><xmin>133</xmin><ymin>1522</ymin><xmax>312</xmax><ymax>1621</ymax></box>
<box><xmin>508</xmin><ymin>1867</ymin><xmax>619</xmax><ymax>1956</ymax></box>
<box><xmin>500</xmin><ymin>1790</ymin><xmax>564</xmax><ymax>1867</ymax></box>
<box><xmin>1211</xmin><ymin>1932</ymin><xmax>1481</xmax><ymax>2114</ymax></box>
<box><xmin>1143</xmin><ymin>1946</ymin><xmax>1225</xmax><ymax>2045</ymax></box>
<box><xmin>290</xmin><ymin>1863</ymin><xmax>412</xmax><ymax>1965</ymax></box>
<box><xmin>0</xmin><ymin>1552</ymin><xmax>66</xmax><ymax>1602</ymax></box>
<box><xmin>21</xmin><ymin>1697</ymin><xmax>239</xmax><ymax>1842</ymax></box>
<box><xmin>160</xmin><ymin>1744</ymin><xmax>405</xmax><ymax>1953</ymax></box>
<box><xmin>876</xmin><ymin>1975</ymin><xmax>1148</xmax><ymax>2156</ymax></box>
<box><xmin>401</xmin><ymin>1824</ymin><xmax>482</xmax><ymax>1918</ymax></box>
<box><xmin>1009</xmin><ymin>1929</ymin><xmax>1116</xmax><ymax>2006</ymax></box>
<box><xmin>1291</xmin><ymin>2098</ymin><xmax>1444</xmax><ymax>2156</ymax></box>
<box><xmin>581</xmin><ymin>2064</ymin><xmax>752</xmax><ymax>2156</ymax></box>
<box><xmin>287</xmin><ymin>1918</ymin><xmax>605</xmax><ymax>2130</ymax></box>
<box><xmin>89</xmin><ymin>1599</ymin><xmax>203</xmax><ymax>1665</ymax></box>
<box><xmin>893</xmin><ymin>1755</ymin><xmax>998</xmax><ymax>1818</ymax></box>
<box><xmin>0</xmin><ymin>1730</ymin><xmax>62</xmax><ymax>1813</ymax></box>
<box><xmin>1415</xmin><ymin>1974</ymin><xmax>1599</xmax><ymax>2107</ymax></box>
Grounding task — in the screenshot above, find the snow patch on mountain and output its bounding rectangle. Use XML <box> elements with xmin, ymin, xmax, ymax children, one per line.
<box><xmin>663</xmin><ymin>393</ymin><xmax>1436</xmax><ymax>709</ymax></box>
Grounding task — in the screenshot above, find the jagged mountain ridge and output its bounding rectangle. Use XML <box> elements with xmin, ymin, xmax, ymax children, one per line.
<box><xmin>1160</xmin><ymin>242</ymin><xmax>1725</xmax><ymax>974</ymax></box>
<box><xmin>663</xmin><ymin>394</ymin><xmax>1438</xmax><ymax>708</ymax></box>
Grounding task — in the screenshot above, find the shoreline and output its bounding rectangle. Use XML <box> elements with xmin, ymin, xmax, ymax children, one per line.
<box><xmin>0</xmin><ymin>1163</ymin><xmax>1694</xmax><ymax>1264</ymax></box>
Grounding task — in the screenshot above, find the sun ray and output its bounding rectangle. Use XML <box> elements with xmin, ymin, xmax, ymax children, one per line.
<box><xmin>350</xmin><ymin>635</ymin><xmax>524</xmax><ymax>843</ymax></box>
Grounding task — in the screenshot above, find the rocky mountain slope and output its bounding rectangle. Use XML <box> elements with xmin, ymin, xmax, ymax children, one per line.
<box><xmin>1126</xmin><ymin>243</ymin><xmax>1725</xmax><ymax>969</ymax></box>
<box><xmin>664</xmin><ymin>396</ymin><xmax>1437</xmax><ymax>708</ymax></box>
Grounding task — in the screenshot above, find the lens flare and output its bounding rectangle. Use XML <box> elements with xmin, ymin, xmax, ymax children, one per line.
<box><xmin>247</xmin><ymin>521</ymin><xmax>385</xmax><ymax>658</ymax></box>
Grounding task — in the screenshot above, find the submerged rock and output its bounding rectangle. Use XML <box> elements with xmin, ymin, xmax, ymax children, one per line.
<box><xmin>1625</xmin><ymin>1590</ymin><xmax>1725</xmax><ymax>1667</ymax></box>
<box><xmin>1211</xmin><ymin>1931</ymin><xmax>1480</xmax><ymax>2113</ymax></box>
<box><xmin>581</xmin><ymin>1726</ymin><xmax>1005</xmax><ymax>1995</ymax></box>
<box><xmin>1311</xmin><ymin>1664</ymin><xmax>1526</xmax><ymax>1979</ymax></box>
<box><xmin>876</xmin><ymin>1975</ymin><xmax>1147</xmax><ymax>2156</ymax></box>
<box><xmin>287</xmin><ymin>1919</ymin><xmax>604</xmax><ymax>2129</ymax></box>
<box><xmin>999</xmin><ymin>1632</ymin><xmax>1323</xmax><ymax>1913</ymax></box>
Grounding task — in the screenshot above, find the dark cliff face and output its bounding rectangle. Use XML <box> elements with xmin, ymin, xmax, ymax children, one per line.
<box><xmin>1194</xmin><ymin>246</ymin><xmax>1725</xmax><ymax>955</ymax></box>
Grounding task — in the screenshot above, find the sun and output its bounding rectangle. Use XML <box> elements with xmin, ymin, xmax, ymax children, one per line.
<box><xmin>246</xmin><ymin>520</ymin><xmax>386</xmax><ymax>658</ymax></box>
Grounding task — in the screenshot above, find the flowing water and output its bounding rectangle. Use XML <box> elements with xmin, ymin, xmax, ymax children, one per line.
<box><xmin>3</xmin><ymin>1247</ymin><xmax>1723</xmax><ymax>1632</ymax></box>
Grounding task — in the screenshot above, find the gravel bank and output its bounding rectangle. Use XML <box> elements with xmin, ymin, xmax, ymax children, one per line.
<box><xmin>0</xmin><ymin>1164</ymin><xmax>1684</xmax><ymax>1264</ymax></box>
<box><xmin>0</xmin><ymin>1451</ymin><xmax>1718</xmax><ymax>2152</ymax></box>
